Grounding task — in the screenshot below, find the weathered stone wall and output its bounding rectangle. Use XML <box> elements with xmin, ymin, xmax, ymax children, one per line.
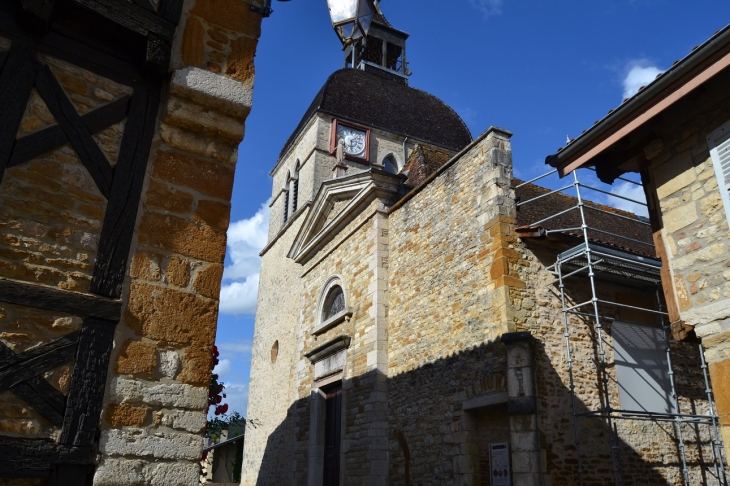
<box><xmin>641</xmin><ymin>78</ymin><xmax>730</xmax><ymax>450</ymax></box>
<box><xmin>385</xmin><ymin>126</ymin><xmax>719</xmax><ymax>485</ymax></box>
<box><xmin>0</xmin><ymin>0</ymin><xmax>262</xmax><ymax>483</ymax></box>
<box><xmin>387</xmin><ymin>129</ymin><xmax>519</xmax><ymax>485</ymax></box>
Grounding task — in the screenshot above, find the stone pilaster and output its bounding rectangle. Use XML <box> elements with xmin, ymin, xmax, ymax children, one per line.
<box><xmin>363</xmin><ymin>210</ymin><xmax>390</xmax><ymax>486</ymax></box>
<box><xmin>502</xmin><ymin>332</ymin><xmax>543</xmax><ymax>486</ymax></box>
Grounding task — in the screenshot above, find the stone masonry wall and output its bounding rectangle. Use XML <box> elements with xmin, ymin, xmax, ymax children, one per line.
<box><xmin>0</xmin><ymin>1</ymin><xmax>259</xmax><ymax>485</ymax></box>
<box><xmin>293</xmin><ymin>198</ymin><xmax>388</xmax><ymax>486</ymax></box>
<box><xmin>387</xmin><ymin>129</ymin><xmax>518</xmax><ymax>485</ymax></box>
<box><xmin>642</xmin><ymin>81</ymin><xmax>730</xmax><ymax>452</ymax></box>
<box><xmin>92</xmin><ymin>0</ymin><xmax>263</xmax><ymax>481</ymax></box>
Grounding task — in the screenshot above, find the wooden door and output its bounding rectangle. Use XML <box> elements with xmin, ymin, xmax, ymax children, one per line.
<box><xmin>323</xmin><ymin>384</ymin><xmax>343</xmax><ymax>486</ymax></box>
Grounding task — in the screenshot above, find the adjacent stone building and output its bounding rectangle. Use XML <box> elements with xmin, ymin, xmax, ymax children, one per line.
<box><xmin>244</xmin><ymin>7</ymin><xmax>727</xmax><ymax>486</ymax></box>
<box><xmin>0</xmin><ymin>0</ymin><xmax>262</xmax><ymax>484</ymax></box>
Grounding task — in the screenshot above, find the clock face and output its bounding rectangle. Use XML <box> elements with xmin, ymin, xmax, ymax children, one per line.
<box><xmin>337</xmin><ymin>125</ymin><xmax>367</xmax><ymax>159</ymax></box>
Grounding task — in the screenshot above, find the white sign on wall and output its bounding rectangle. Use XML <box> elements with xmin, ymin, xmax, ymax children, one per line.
<box><xmin>489</xmin><ymin>442</ymin><xmax>511</xmax><ymax>486</ymax></box>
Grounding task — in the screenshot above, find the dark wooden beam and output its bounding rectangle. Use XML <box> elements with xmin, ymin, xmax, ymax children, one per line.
<box><xmin>156</xmin><ymin>0</ymin><xmax>184</xmax><ymax>24</ymax></box>
<box><xmin>0</xmin><ymin>44</ymin><xmax>38</xmax><ymax>184</ymax></box>
<box><xmin>130</xmin><ymin>0</ymin><xmax>154</xmax><ymax>12</ymax></box>
<box><xmin>0</xmin><ymin>343</ymin><xmax>67</xmax><ymax>427</ymax></box>
<box><xmin>9</xmin><ymin>94</ymin><xmax>130</xmax><ymax>168</ymax></box>
<box><xmin>18</xmin><ymin>0</ymin><xmax>56</xmax><ymax>35</ymax></box>
<box><xmin>145</xmin><ymin>31</ymin><xmax>171</xmax><ymax>74</ymax></box>
<box><xmin>60</xmin><ymin>318</ymin><xmax>116</xmax><ymax>447</ymax></box>
<box><xmin>35</xmin><ymin>65</ymin><xmax>113</xmax><ymax>198</ymax></box>
<box><xmin>0</xmin><ymin>437</ymin><xmax>92</xmax><ymax>476</ymax></box>
<box><xmin>0</xmin><ymin>278</ymin><xmax>122</xmax><ymax>320</ymax></box>
<box><xmin>0</xmin><ymin>332</ymin><xmax>80</xmax><ymax>391</ymax></box>
<box><xmin>68</xmin><ymin>0</ymin><xmax>175</xmax><ymax>41</ymax></box>
<box><xmin>10</xmin><ymin>380</ymin><xmax>66</xmax><ymax>427</ymax></box>
<box><xmin>91</xmin><ymin>89</ymin><xmax>158</xmax><ymax>298</ymax></box>
<box><xmin>0</xmin><ymin>9</ymin><xmax>154</xmax><ymax>90</ymax></box>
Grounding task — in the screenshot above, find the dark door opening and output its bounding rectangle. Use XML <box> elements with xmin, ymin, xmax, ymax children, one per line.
<box><xmin>323</xmin><ymin>383</ymin><xmax>342</xmax><ymax>486</ymax></box>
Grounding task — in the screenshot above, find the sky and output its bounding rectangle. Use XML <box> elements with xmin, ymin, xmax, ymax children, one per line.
<box><xmin>211</xmin><ymin>0</ymin><xmax>730</xmax><ymax>418</ymax></box>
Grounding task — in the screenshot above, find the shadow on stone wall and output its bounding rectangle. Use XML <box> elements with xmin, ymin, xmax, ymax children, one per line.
<box><xmin>251</xmin><ymin>336</ymin><xmax>718</xmax><ymax>486</ymax></box>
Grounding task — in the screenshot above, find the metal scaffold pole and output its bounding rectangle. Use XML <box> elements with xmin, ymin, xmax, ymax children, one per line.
<box><xmin>519</xmin><ymin>167</ymin><xmax>728</xmax><ymax>485</ymax></box>
<box><xmin>571</xmin><ymin>170</ymin><xmax>625</xmax><ymax>486</ymax></box>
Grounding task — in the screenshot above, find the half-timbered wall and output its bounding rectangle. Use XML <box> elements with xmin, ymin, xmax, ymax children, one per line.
<box><xmin>0</xmin><ymin>0</ymin><xmax>262</xmax><ymax>484</ymax></box>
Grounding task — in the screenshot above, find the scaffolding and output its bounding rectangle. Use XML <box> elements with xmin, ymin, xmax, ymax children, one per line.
<box><xmin>515</xmin><ymin>168</ymin><xmax>728</xmax><ymax>486</ymax></box>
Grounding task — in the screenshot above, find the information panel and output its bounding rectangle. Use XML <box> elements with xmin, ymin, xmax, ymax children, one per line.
<box><xmin>489</xmin><ymin>442</ymin><xmax>511</xmax><ymax>486</ymax></box>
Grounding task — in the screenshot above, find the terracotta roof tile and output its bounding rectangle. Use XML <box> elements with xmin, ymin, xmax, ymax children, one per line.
<box><xmin>515</xmin><ymin>180</ymin><xmax>655</xmax><ymax>257</ymax></box>
<box><xmin>401</xmin><ymin>145</ymin><xmax>453</xmax><ymax>186</ymax></box>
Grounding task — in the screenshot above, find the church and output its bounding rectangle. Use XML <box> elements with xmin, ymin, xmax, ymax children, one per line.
<box><xmin>242</xmin><ymin>4</ymin><xmax>726</xmax><ymax>485</ymax></box>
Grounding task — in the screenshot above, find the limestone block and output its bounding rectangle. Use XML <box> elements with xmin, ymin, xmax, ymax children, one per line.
<box><xmin>681</xmin><ymin>298</ymin><xmax>730</xmax><ymax>328</ymax></box>
<box><xmin>116</xmin><ymin>340</ymin><xmax>157</xmax><ymax>376</ymax></box>
<box><xmin>106</xmin><ymin>403</ymin><xmax>150</xmax><ymax>428</ymax></box>
<box><xmin>143</xmin><ymin>462</ymin><xmax>201</xmax><ymax>485</ymax></box>
<box><xmin>99</xmin><ymin>428</ymin><xmax>203</xmax><ymax>460</ymax></box>
<box><xmin>171</xmin><ymin>67</ymin><xmax>253</xmax><ymax>119</ymax></box>
<box><xmin>109</xmin><ymin>377</ymin><xmax>207</xmax><ymax>409</ymax></box>
<box><xmin>655</xmin><ymin>152</ymin><xmax>697</xmax><ymax>199</ymax></box>
<box><xmin>193</xmin><ymin>263</ymin><xmax>224</xmax><ymax>299</ymax></box>
<box><xmin>93</xmin><ymin>458</ymin><xmax>144</xmax><ymax>485</ymax></box>
<box><xmin>158</xmin><ymin>350</ymin><xmax>181</xmax><ymax>379</ymax></box>
<box><xmin>663</xmin><ymin>202</ymin><xmax>698</xmax><ymax>233</ymax></box>
<box><xmin>158</xmin><ymin>409</ymin><xmax>207</xmax><ymax>433</ymax></box>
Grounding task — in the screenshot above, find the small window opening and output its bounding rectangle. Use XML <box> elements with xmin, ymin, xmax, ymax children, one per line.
<box><xmin>323</xmin><ymin>286</ymin><xmax>345</xmax><ymax>321</ymax></box>
<box><xmin>283</xmin><ymin>190</ymin><xmax>289</xmax><ymax>223</ymax></box>
<box><xmin>292</xmin><ymin>161</ymin><xmax>300</xmax><ymax>213</ymax></box>
<box><xmin>365</xmin><ymin>36</ymin><xmax>383</xmax><ymax>66</ymax></box>
<box><xmin>383</xmin><ymin>155</ymin><xmax>398</xmax><ymax>174</ymax></box>
<box><xmin>386</xmin><ymin>43</ymin><xmax>403</xmax><ymax>73</ymax></box>
<box><xmin>271</xmin><ymin>340</ymin><xmax>279</xmax><ymax>363</ymax></box>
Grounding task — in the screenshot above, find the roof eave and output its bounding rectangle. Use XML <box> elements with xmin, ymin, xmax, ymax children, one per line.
<box><xmin>546</xmin><ymin>23</ymin><xmax>730</xmax><ymax>177</ymax></box>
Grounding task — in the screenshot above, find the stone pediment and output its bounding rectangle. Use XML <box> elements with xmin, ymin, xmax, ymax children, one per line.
<box><xmin>288</xmin><ymin>169</ymin><xmax>403</xmax><ymax>263</ymax></box>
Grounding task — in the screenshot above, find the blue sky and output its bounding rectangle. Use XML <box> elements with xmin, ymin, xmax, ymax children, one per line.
<box><xmin>212</xmin><ymin>0</ymin><xmax>730</xmax><ymax>418</ymax></box>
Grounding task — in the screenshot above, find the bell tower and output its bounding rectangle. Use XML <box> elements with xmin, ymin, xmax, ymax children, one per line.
<box><xmin>328</xmin><ymin>0</ymin><xmax>411</xmax><ymax>83</ymax></box>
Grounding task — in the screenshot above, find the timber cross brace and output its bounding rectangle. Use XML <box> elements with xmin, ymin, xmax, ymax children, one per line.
<box><xmin>0</xmin><ymin>0</ymin><xmax>183</xmax><ymax>482</ymax></box>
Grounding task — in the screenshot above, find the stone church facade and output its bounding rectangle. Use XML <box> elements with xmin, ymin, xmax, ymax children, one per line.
<box><xmin>243</xmin><ymin>9</ymin><xmax>726</xmax><ymax>486</ymax></box>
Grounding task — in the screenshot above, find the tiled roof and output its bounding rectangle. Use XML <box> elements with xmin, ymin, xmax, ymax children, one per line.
<box><xmin>279</xmin><ymin>69</ymin><xmax>472</xmax><ymax>160</ymax></box>
<box><xmin>401</xmin><ymin>145</ymin><xmax>453</xmax><ymax>187</ymax></box>
<box><xmin>515</xmin><ymin>180</ymin><xmax>655</xmax><ymax>257</ymax></box>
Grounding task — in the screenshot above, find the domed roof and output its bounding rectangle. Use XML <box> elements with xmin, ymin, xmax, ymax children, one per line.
<box><xmin>279</xmin><ymin>68</ymin><xmax>472</xmax><ymax>160</ymax></box>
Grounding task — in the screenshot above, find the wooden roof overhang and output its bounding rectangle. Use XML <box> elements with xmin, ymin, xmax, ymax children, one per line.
<box><xmin>546</xmin><ymin>23</ymin><xmax>730</xmax><ymax>183</ymax></box>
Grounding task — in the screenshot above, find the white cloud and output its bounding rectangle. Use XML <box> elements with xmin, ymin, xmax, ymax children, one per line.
<box><xmin>469</xmin><ymin>0</ymin><xmax>503</xmax><ymax>18</ymax></box>
<box><xmin>608</xmin><ymin>181</ymin><xmax>649</xmax><ymax>217</ymax></box>
<box><xmin>622</xmin><ymin>61</ymin><xmax>663</xmax><ymax>99</ymax></box>
<box><xmin>218</xmin><ymin>340</ymin><xmax>253</xmax><ymax>356</ymax></box>
<box><xmin>213</xmin><ymin>358</ymin><xmax>232</xmax><ymax>378</ymax></box>
<box><xmin>218</xmin><ymin>200</ymin><xmax>270</xmax><ymax>315</ymax></box>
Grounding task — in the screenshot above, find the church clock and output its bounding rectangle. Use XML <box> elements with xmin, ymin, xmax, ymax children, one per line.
<box><xmin>331</xmin><ymin>119</ymin><xmax>371</xmax><ymax>163</ymax></box>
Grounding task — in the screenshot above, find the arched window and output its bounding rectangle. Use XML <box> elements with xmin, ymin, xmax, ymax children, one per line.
<box><xmin>283</xmin><ymin>171</ymin><xmax>290</xmax><ymax>223</ymax></box>
<box><xmin>292</xmin><ymin>160</ymin><xmax>300</xmax><ymax>213</ymax></box>
<box><xmin>382</xmin><ymin>155</ymin><xmax>398</xmax><ymax>174</ymax></box>
<box><xmin>315</xmin><ymin>276</ymin><xmax>351</xmax><ymax>334</ymax></box>
<box><xmin>322</xmin><ymin>285</ymin><xmax>345</xmax><ymax>321</ymax></box>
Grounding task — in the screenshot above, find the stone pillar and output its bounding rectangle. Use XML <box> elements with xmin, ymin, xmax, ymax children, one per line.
<box><xmin>93</xmin><ymin>1</ymin><xmax>262</xmax><ymax>484</ymax></box>
<box><xmin>502</xmin><ymin>332</ymin><xmax>543</xmax><ymax>486</ymax></box>
<box><xmin>363</xmin><ymin>210</ymin><xmax>390</xmax><ymax>486</ymax></box>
